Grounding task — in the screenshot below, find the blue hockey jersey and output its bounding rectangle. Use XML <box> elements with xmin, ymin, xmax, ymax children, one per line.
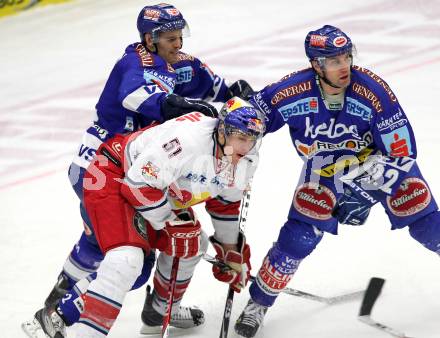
<box><xmin>251</xmin><ymin>66</ymin><xmax>417</xmax><ymax>195</ymax></box>
<box><xmin>69</xmin><ymin>43</ymin><xmax>230</xmax><ymax>200</ymax></box>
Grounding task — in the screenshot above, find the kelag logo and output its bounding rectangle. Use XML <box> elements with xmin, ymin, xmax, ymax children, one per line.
<box><xmin>279</xmin><ymin>97</ymin><xmax>318</xmax><ymax>121</ymax></box>
<box><xmin>346</xmin><ymin>97</ymin><xmax>372</xmax><ymax>121</ymax></box>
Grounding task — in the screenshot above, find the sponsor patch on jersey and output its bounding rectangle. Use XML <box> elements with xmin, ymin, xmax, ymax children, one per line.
<box><xmin>175</xmin><ymin>66</ymin><xmax>193</xmax><ymax>84</ymax></box>
<box><xmin>293</xmin><ymin>183</ymin><xmax>336</xmax><ymax>220</ymax></box>
<box><xmin>376</xmin><ymin>109</ymin><xmax>407</xmax><ymax>132</ymax></box>
<box><xmin>295</xmin><ymin>132</ymin><xmax>372</xmax><ymax>158</ymax></box>
<box><xmin>346</xmin><ymin>97</ymin><xmax>372</xmax><ymax>121</ymax></box>
<box><xmin>135</xmin><ymin>44</ymin><xmax>154</xmax><ymax>67</ymax></box>
<box><xmin>313</xmin><ymin>147</ymin><xmax>374</xmax><ymax>177</ymax></box>
<box><xmin>386</xmin><ymin>177</ymin><xmax>431</xmax><ymax>217</ymax></box>
<box><xmin>168</xmin><ymin>184</ymin><xmax>211</xmax><ymax>209</ymax></box>
<box><xmin>253</xmin><ymin>92</ymin><xmax>273</xmax><ymax>117</ymax></box>
<box><xmin>143</xmin><ymin>69</ymin><xmax>174</xmax><ymax>92</ymax></box>
<box><xmin>309</xmin><ymin>35</ymin><xmax>327</xmax><ymax>48</ymax></box>
<box><xmin>271</xmin><ymin>81</ymin><xmax>312</xmax><ymax>105</ymax></box>
<box><xmin>352</xmin><ymin>66</ymin><xmax>397</xmax><ymax>103</ymax></box>
<box><xmin>304</xmin><ymin>117</ymin><xmax>360</xmax><ymax>139</ymax></box>
<box><xmin>279</xmin><ymin>97</ymin><xmax>318</xmax><ymax>121</ymax></box>
<box><xmin>380</xmin><ymin>125</ymin><xmax>413</xmax><ymax>157</ymax></box>
<box><xmin>333</xmin><ymin>36</ymin><xmax>348</xmax><ymax>47</ymax></box>
<box><xmin>352</xmin><ymin>82</ymin><xmax>383</xmax><ymax>113</ymax></box>
<box><xmin>141</xmin><ymin>161</ymin><xmax>160</xmax><ymax>179</ymax></box>
<box><xmin>133</xmin><ymin>212</ymin><xmax>148</xmax><ymax>240</ymax></box>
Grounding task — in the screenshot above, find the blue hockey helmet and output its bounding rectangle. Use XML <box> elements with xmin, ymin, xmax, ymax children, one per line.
<box><xmin>137</xmin><ymin>3</ymin><xmax>190</xmax><ymax>42</ymax></box>
<box><xmin>304</xmin><ymin>25</ymin><xmax>353</xmax><ymax>60</ymax></box>
<box><xmin>219</xmin><ymin>97</ymin><xmax>265</xmax><ymax>140</ymax></box>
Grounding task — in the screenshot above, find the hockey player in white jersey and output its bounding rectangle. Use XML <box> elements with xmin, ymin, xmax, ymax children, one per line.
<box><xmin>21</xmin><ymin>97</ymin><xmax>265</xmax><ymax>338</ymax></box>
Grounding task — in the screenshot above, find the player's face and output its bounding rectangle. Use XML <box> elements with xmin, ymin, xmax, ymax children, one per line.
<box><xmin>223</xmin><ymin>133</ymin><xmax>256</xmax><ymax>165</ymax></box>
<box><xmin>316</xmin><ymin>53</ymin><xmax>352</xmax><ymax>89</ymax></box>
<box><xmin>154</xmin><ymin>30</ymin><xmax>183</xmax><ymax>64</ymax></box>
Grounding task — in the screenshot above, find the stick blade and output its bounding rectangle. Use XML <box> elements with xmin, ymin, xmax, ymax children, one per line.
<box><xmin>359</xmin><ymin>277</ymin><xmax>385</xmax><ymax>316</ymax></box>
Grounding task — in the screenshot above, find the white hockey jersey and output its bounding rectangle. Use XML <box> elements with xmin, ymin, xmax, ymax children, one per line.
<box><xmin>120</xmin><ymin>112</ymin><xmax>258</xmax><ymax>244</ymax></box>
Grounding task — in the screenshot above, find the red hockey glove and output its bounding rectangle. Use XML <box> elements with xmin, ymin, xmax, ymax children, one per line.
<box><xmin>156</xmin><ymin>210</ymin><xmax>202</xmax><ymax>258</ymax></box>
<box><xmin>209</xmin><ymin>232</ymin><xmax>251</xmax><ymax>292</ymax></box>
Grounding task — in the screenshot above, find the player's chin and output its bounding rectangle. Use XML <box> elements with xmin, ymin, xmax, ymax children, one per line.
<box><xmin>232</xmin><ymin>154</ymin><xmax>244</xmax><ymax>165</ymax></box>
<box><xmin>168</xmin><ymin>53</ymin><xmax>179</xmax><ymax>64</ymax></box>
<box><xmin>339</xmin><ymin>75</ymin><xmax>351</xmax><ymax>87</ymax></box>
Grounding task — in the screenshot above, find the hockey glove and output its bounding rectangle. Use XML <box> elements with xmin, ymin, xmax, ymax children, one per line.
<box><xmin>156</xmin><ymin>210</ymin><xmax>202</xmax><ymax>258</ymax></box>
<box><xmin>209</xmin><ymin>232</ymin><xmax>251</xmax><ymax>292</ymax></box>
<box><xmin>161</xmin><ymin>93</ymin><xmax>218</xmax><ymax>120</ymax></box>
<box><xmin>332</xmin><ymin>174</ymin><xmax>381</xmax><ymax>226</ymax></box>
<box><xmin>228</xmin><ymin>79</ymin><xmax>255</xmax><ymax>100</ymax></box>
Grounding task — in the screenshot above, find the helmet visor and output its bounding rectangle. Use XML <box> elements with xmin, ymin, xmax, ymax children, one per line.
<box><xmin>152</xmin><ymin>21</ymin><xmax>190</xmax><ymax>43</ymax></box>
<box><xmin>316</xmin><ymin>51</ymin><xmax>353</xmax><ymax>71</ymax></box>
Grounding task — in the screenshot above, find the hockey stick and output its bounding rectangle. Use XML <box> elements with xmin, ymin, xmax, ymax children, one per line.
<box><xmin>219</xmin><ymin>189</ymin><xmax>251</xmax><ymax>338</ymax></box>
<box><xmin>162</xmin><ymin>256</ymin><xmax>180</xmax><ymax>338</ymax></box>
<box><xmin>204</xmin><ymin>254</ymin><xmax>364</xmax><ymax>305</ymax></box>
<box><xmin>358</xmin><ymin>277</ymin><xmax>414</xmax><ymax>338</ymax></box>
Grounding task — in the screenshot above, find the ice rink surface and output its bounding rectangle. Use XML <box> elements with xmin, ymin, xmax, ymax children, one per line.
<box><xmin>1</xmin><ymin>0</ymin><xmax>440</xmax><ymax>337</ymax></box>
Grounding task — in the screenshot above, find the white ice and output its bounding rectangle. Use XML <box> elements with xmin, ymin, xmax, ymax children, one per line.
<box><xmin>1</xmin><ymin>0</ymin><xmax>440</xmax><ymax>337</ymax></box>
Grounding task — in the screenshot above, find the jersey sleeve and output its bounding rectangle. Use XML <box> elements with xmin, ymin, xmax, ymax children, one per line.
<box><xmin>368</xmin><ymin>82</ymin><xmax>418</xmax><ymax>195</ymax></box>
<box><xmin>118</xmin><ymin>45</ymin><xmax>176</xmax><ymax>122</ymax></box>
<box><xmin>174</xmin><ymin>54</ymin><xmax>230</xmax><ymax>102</ymax></box>
<box><xmin>250</xmin><ymin>84</ymin><xmax>288</xmax><ymax>134</ymax></box>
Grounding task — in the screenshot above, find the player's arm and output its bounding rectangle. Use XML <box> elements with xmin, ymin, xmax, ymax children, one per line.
<box><xmin>206</xmin><ymin>190</ymin><xmax>251</xmax><ymax>292</ymax></box>
<box><xmin>249</xmin><ymin>83</ymin><xmax>288</xmax><ymax>135</ymax></box>
<box><xmin>333</xmin><ymin>95</ymin><xmax>418</xmax><ymax>225</ymax></box>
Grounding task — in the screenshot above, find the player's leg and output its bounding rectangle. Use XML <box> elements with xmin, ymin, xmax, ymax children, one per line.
<box><xmin>235</xmin><ymin>218</ymin><xmax>324</xmax><ymax>338</ymax></box>
<box><xmin>73</xmin><ymin>245</ymin><xmax>145</xmax><ymax>337</ymax></box>
<box><xmin>44</xmin><ymin>204</ymin><xmax>104</xmax><ymax>309</ymax></box>
<box><xmin>140</xmin><ymin>231</ymin><xmax>209</xmax><ymax>333</ymax></box>
<box><xmin>380</xmin><ymin>163</ymin><xmax>440</xmax><ymax>253</ymax></box>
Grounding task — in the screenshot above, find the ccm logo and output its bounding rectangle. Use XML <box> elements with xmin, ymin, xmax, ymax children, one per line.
<box><xmin>174</xmin><ymin>230</ymin><xmax>201</xmax><ymax>239</ymax></box>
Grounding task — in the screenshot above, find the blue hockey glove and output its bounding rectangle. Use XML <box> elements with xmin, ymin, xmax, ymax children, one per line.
<box><xmin>228</xmin><ymin>80</ymin><xmax>255</xmax><ymax>100</ymax></box>
<box><xmin>161</xmin><ymin>93</ymin><xmax>218</xmax><ymax>120</ymax></box>
<box><xmin>332</xmin><ymin>177</ymin><xmax>380</xmax><ymax>226</ymax></box>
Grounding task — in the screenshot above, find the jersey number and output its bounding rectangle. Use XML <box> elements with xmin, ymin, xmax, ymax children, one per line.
<box><xmin>163</xmin><ymin>138</ymin><xmax>182</xmax><ymax>158</ymax></box>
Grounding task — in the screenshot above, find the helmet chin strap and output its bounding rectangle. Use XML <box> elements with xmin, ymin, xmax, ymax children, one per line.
<box><xmin>319</xmin><ymin>70</ymin><xmax>344</xmax><ymax>89</ymax></box>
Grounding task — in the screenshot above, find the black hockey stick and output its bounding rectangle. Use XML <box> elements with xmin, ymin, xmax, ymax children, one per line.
<box><xmin>358</xmin><ymin>277</ymin><xmax>414</xmax><ymax>338</ymax></box>
<box><xmin>162</xmin><ymin>256</ymin><xmax>180</xmax><ymax>338</ymax></box>
<box><xmin>219</xmin><ymin>189</ymin><xmax>251</xmax><ymax>338</ymax></box>
<box><xmin>204</xmin><ymin>253</ymin><xmax>364</xmax><ymax>305</ymax></box>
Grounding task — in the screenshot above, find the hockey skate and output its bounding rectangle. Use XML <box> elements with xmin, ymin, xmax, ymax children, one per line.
<box><xmin>234</xmin><ymin>299</ymin><xmax>268</xmax><ymax>338</ymax></box>
<box><xmin>44</xmin><ymin>274</ymin><xmax>70</xmax><ymax>309</ymax></box>
<box><xmin>140</xmin><ymin>286</ymin><xmax>205</xmax><ymax>334</ymax></box>
<box><xmin>21</xmin><ymin>307</ymin><xmax>66</xmax><ymax>338</ymax></box>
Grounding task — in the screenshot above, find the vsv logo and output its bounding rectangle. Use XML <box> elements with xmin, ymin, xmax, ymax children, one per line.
<box><xmin>78</xmin><ymin>145</ymin><xmax>96</xmax><ymax>162</ymax></box>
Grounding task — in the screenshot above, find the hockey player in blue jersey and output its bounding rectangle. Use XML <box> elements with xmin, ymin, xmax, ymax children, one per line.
<box><xmin>233</xmin><ymin>25</ymin><xmax>440</xmax><ymax>338</ymax></box>
<box><xmin>24</xmin><ymin>2</ymin><xmax>254</xmax><ymax>334</ymax></box>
